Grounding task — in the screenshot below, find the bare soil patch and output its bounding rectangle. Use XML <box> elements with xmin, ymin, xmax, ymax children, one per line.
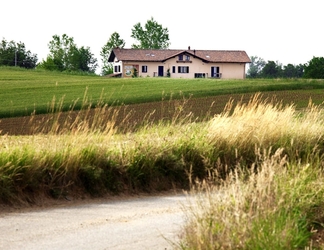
<box><xmin>0</xmin><ymin>95</ymin><xmax>227</xmax><ymax>135</ymax></box>
<box><xmin>2</xmin><ymin>91</ymin><xmax>320</xmax><ymax>135</ymax></box>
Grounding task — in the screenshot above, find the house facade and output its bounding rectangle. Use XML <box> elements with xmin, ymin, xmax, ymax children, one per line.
<box><xmin>108</xmin><ymin>47</ymin><xmax>251</xmax><ymax>79</ymax></box>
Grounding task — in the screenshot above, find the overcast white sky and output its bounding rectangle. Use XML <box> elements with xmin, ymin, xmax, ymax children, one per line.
<box><xmin>1</xmin><ymin>0</ymin><xmax>323</xmax><ymax>72</ymax></box>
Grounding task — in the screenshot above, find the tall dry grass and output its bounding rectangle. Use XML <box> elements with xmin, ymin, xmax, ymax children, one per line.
<box><xmin>0</xmin><ymin>94</ymin><xmax>208</xmax><ymax>204</ymax></box>
<box><xmin>1</xmin><ymin>93</ymin><xmax>324</xmax><ymax>248</ymax></box>
<box><xmin>207</xmin><ymin>94</ymin><xmax>324</xmax><ymax>169</ymax></box>
<box><xmin>177</xmin><ymin>149</ymin><xmax>324</xmax><ymax>249</ymax></box>
<box><xmin>176</xmin><ymin>94</ymin><xmax>324</xmax><ymax>249</ymax></box>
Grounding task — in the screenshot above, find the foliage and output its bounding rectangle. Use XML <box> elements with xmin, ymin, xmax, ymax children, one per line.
<box><xmin>261</xmin><ymin>60</ymin><xmax>282</xmax><ymax>78</ymax></box>
<box><xmin>76</xmin><ymin>46</ymin><xmax>98</xmax><ymax>73</ymax></box>
<box><xmin>37</xmin><ymin>34</ymin><xmax>97</xmax><ymax>73</ymax></box>
<box><xmin>132</xmin><ymin>67</ymin><xmax>138</xmax><ymax>78</ymax></box>
<box><xmin>167</xmin><ymin>68</ymin><xmax>171</xmax><ymax>77</ymax></box>
<box><xmin>100</xmin><ymin>32</ymin><xmax>125</xmax><ymax>75</ymax></box>
<box><xmin>101</xmin><ymin>63</ymin><xmax>113</xmax><ymax>76</ymax></box>
<box><xmin>0</xmin><ymin>38</ymin><xmax>37</xmax><ymax>69</ymax></box>
<box><xmin>131</xmin><ymin>17</ymin><xmax>170</xmax><ymax>49</ymax></box>
<box><xmin>283</xmin><ymin>63</ymin><xmax>304</xmax><ymax>78</ymax></box>
<box><xmin>247</xmin><ymin>56</ymin><xmax>266</xmax><ymax>78</ymax></box>
<box><xmin>303</xmin><ymin>56</ymin><xmax>324</xmax><ymax>79</ymax></box>
<box><xmin>247</xmin><ymin>56</ymin><xmax>304</xmax><ymax>78</ymax></box>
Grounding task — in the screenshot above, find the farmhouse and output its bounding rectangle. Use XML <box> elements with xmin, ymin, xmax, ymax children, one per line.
<box><xmin>108</xmin><ymin>47</ymin><xmax>251</xmax><ymax>79</ymax></box>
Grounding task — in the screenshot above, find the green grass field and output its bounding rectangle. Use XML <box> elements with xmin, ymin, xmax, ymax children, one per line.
<box><xmin>2</xmin><ymin>67</ymin><xmax>324</xmax><ymax>248</ymax></box>
<box><xmin>1</xmin><ymin>66</ymin><xmax>324</xmax><ymax>118</ymax></box>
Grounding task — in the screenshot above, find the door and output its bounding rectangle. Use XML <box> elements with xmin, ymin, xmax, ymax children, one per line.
<box><xmin>158</xmin><ymin>66</ymin><xmax>164</xmax><ymax>77</ymax></box>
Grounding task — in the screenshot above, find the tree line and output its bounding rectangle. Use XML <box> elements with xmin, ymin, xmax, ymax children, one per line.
<box><xmin>0</xmin><ymin>39</ymin><xmax>38</xmax><ymax>69</ymax></box>
<box><xmin>1</xmin><ymin>17</ymin><xmax>323</xmax><ymax>78</ymax></box>
<box><xmin>0</xmin><ymin>17</ymin><xmax>169</xmax><ymax>75</ymax></box>
<box><xmin>246</xmin><ymin>56</ymin><xmax>324</xmax><ymax>79</ymax></box>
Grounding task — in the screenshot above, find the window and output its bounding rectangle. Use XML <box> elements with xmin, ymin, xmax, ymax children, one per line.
<box><xmin>195</xmin><ymin>73</ymin><xmax>206</xmax><ymax>78</ymax></box>
<box><xmin>114</xmin><ymin>65</ymin><xmax>121</xmax><ymax>73</ymax></box>
<box><xmin>178</xmin><ymin>54</ymin><xmax>191</xmax><ymax>62</ymax></box>
<box><xmin>211</xmin><ymin>66</ymin><xmax>220</xmax><ymax>78</ymax></box>
<box><xmin>172</xmin><ymin>66</ymin><xmax>176</xmax><ymax>73</ymax></box>
<box><xmin>142</xmin><ymin>65</ymin><xmax>148</xmax><ymax>73</ymax></box>
<box><xmin>178</xmin><ymin>66</ymin><xmax>189</xmax><ymax>73</ymax></box>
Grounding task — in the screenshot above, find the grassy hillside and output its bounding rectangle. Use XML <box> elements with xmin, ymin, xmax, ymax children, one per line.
<box><xmin>1</xmin><ymin>66</ymin><xmax>324</xmax><ymax>118</ymax></box>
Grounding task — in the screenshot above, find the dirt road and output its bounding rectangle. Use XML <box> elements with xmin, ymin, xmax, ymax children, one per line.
<box><xmin>0</xmin><ymin>194</ymin><xmax>190</xmax><ymax>250</ymax></box>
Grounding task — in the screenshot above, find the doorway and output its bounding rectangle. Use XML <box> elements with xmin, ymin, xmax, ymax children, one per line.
<box><xmin>158</xmin><ymin>66</ymin><xmax>164</xmax><ymax>77</ymax></box>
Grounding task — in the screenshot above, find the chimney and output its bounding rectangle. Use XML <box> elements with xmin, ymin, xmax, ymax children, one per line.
<box><xmin>188</xmin><ymin>46</ymin><xmax>190</xmax><ymax>50</ymax></box>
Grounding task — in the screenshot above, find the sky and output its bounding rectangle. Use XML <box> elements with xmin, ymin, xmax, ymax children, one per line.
<box><xmin>1</xmin><ymin>0</ymin><xmax>323</xmax><ymax>73</ymax></box>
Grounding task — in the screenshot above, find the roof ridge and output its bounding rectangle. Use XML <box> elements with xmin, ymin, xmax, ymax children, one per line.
<box><xmin>114</xmin><ymin>48</ymin><xmax>247</xmax><ymax>52</ymax></box>
<box><xmin>109</xmin><ymin>48</ymin><xmax>251</xmax><ymax>63</ymax></box>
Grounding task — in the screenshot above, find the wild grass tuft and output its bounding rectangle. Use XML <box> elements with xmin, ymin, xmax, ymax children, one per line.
<box><xmin>177</xmin><ymin>148</ymin><xmax>324</xmax><ymax>249</ymax></box>
<box><xmin>207</xmin><ymin>93</ymin><xmax>324</xmax><ymax>167</ymax></box>
<box><xmin>174</xmin><ymin>94</ymin><xmax>324</xmax><ymax>249</ymax></box>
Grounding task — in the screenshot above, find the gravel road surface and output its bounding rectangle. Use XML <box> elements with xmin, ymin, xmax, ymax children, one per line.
<box><xmin>0</xmin><ymin>194</ymin><xmax>190</xmax><ymax>250</ymax></box>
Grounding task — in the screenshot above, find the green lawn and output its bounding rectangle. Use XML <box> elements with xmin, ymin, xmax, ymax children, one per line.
<box><xmin>1</xmin><ymin>66</ymin><xmax>324</xmax><ymax>118</ymax></box>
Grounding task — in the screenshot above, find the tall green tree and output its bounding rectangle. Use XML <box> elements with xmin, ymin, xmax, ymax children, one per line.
<box><xmin>100</xmin><ymin>32</ymin><xmax>125</xmax><ymax>75</ymax></box>
<box><xmin>0</xmin><ymin>38</ymin><xmax>37</xmax><ymax>69</ymax></box>
<box><xmin>72</xmin><ymin>46</ymin><xmax>98</xmax><ymax>73</ymax></box>
<box><xmin>261</xmin><ymin>61</ymin><xmax>282</xmax><ymax>78</ymax></box>
<box><xmin>131</xmin><ymin>17</ymin><xmax>170</xmax><ymax>49</ymax></box>
<box><xmin>51</xmin><ymin>34</ymin><xmax>73</xmax><ymax>70</ymax></box>
<box><xmin>303</xmin><ymin>57</ymin><xmax>324</xmax><ymax>79</ymax></box>
<box><xmin>246</xmin><ymin>56</ymin><xmax>266</xmax><ymax>78</ymax></box>
<box><xmin>38</xmin><ymin>34</ymin><xmax>97</xmax><ymax>73</ymax></box>
<box><xmin>282</xmin><ymin>64</ymin><xmax>304</xmax><ymax>78</ymax></box>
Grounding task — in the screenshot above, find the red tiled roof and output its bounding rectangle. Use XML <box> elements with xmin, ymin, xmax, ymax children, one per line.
<box><xmin>108</xmin><ymin>48</ymin><xmax>251</xmax><ymax>63</ymax></box>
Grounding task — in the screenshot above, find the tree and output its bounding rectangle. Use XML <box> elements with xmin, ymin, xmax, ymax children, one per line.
<box><xmin>246</xmin><ymin>56</ymin><xmax>266</xmax><ymax>78</ymax></box>
<box><xmin>282</xmin><ymin>64</ymin><xmax>304</xmax><ymax>78</ymax></box>
<box><xmin>261</xmin><ymin>60</ymin><xmax>282</xmax><ymax>78</ymax></box>
<box><xmin>295</xmin><ymin>64</ymin><xmax>304</xmax><ymax>78</ymax></box>
<box><xmin>72</xmin><ymin>46</ymin><xmax>98</xmax><ymax>73</ymax></box>
<box><xmin>131</xmin><ymin>17</ymin><xmax>170</xmax><ymax>49</ymax></box>
<box><xmin>100</xmin><ymin>32</ymin><xmax>125</xmax><ymax>75</ymax></box>
<box><xmin>303</xmin><ymin>57</ymin><xmax>324</xmax><ymax>79</ymax></box>
<box><xmin>38</xmin><ymin>34</ymin><xmax>97</xmax><ymax>73</ymax></box>
<box><xmin>0</xmin><ymin>38</ymin><xmax>37</xmax><ymax>69</ymax></box>
<box><xmin>49</xmin><ymin>34</ymin><xmax>74</xmax><ymax>70</ymax></box>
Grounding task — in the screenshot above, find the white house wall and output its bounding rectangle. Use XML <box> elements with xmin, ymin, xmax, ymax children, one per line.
<box><xmin>221</xmin><ymin>63</ymin><xmax>246</xmax><ymax>79</ymax></box>
<box><xmin>116</xmin><ymin>56</ymin><xmax>246</xmax><ymax>79</ymax></box>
